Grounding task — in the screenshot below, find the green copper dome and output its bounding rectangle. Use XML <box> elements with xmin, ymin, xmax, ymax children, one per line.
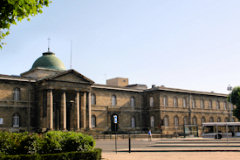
<box><xmin>31</xmin><ymin>51</ymin><xmax>66</xmax><ymax>71</ymax></box>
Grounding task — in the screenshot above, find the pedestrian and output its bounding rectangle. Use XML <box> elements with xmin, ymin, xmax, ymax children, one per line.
<box><xmin>148</xmin><ymin>129</ymin><xmax>152</xmax><ymax>141</ymax></box>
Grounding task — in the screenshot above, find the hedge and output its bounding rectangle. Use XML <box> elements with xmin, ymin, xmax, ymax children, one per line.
<box><xmin>0</xmin><ymin>131</ymin><xmax>95</xmax><ymax>155</ymax></box>
<box><xmin>0</xmin><ymin>148</ymin><xmax>102</xmax><ymax>160</ymax></box>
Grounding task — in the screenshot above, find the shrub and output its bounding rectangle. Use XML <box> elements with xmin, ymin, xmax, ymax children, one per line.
<box><xmin>36</xmin><ymin>131</ymin><xmax>63</xmax><ymax>154</ymax></box>
<box><xmin>0</xmin><ymin>149</ymin><xmax>102</xmax><ymax>160</ymax></box>
<box><xmin>0</xmin><ymin>131</ymin><xmax>96</xmax><ymax>156</ymax></box>
<box><xmin>0</xmin><ymin>132</ymin><xmax>39</xmax><ymax>155</ymax></box>
<box><xmin>61</xmin><ymin>132</ymin><xmax>95</xmax><ymax>152</ymax></box>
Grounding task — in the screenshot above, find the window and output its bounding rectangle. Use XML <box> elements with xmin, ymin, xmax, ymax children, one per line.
<box><xmin>216</xmin><ymin>101</ymin><xmax>220</xmax><ymax>110</ymax></box>
<box><xmin>224</xmin><ymin>102</ymin><xmax>227</xmax><ymax>110</ymax></box>
<box><xmin>192</xmin><ymin>116</ymin><xmax>197</xmax><ymax>125</ymax></box>
<box><xmin>111</xmin><ymin>95</ymin><xmax>117</xmax><ymax>106</ymax></box>
<box><xmin>150</xmin><ymin>97</ymin><xmax>154</xmax><ymax>107</ymax></box>
<box><xmin>163</xmin><ymin>96</ymin><xmax>168</xmax><ymax>107</ymax></box>
<box><xmin>183</xmin><ymin>116</ymin><xmax>188</xmax><ymax>125</ymax></box>
<box><xmin>200</xmin><ymin>99</ymin><xmax>204</xmax><ymax>109</ymax></box>
<box><xmin>13</xmin><ymin>88</ymin><xmax>20</xmax><ymax>101</ymax></box>
<box><xmin>12</xmin><ymin>114</ymin><xmax>20</xmax><ymax>127</ymax></box>
<box><xmin>91</xmin><ymin>115</ymin><xmax>96</xmax><ymax>128</ymax></box>
<box><xmin>183</xmin><ymin>98</ymin><xmax>187</xmax><ymax>108</ymax></box>
<box><xmin>201</xmin><ymin>117</ymin><xmax>206</xmax><ymax>124</ymax></box>
<box><xmin>225</xmin><ymin>117</ymin><xmax>229</xmax><ymax>122</ymax></box>
<box><xmin>131</xmin><ymin>117</ymin><xmax>136</xmax><ymax>128</ymax></box>
<box><xmin>91</xmin><ymin>94</ymin><xmax>96</xmax><ymax>105</ymax></box>
<box><xmin>208</xmin><ymin>100</ymin><xmax>212</xmax><ymax>109</ymax></box>
<box><xmin>209</xmin><ymin>117</ymin><xmax>214</xmax><ymax>122</ymax></box>
<box><xmin>174</xmin><ymin>116</ymin><xmax>179</xmax><ymax>127</ymax></box>
<box><xmin>217</xmin><ymin>117</ymin><xmax>221</xmax><ymax>122</ymax></box>
<box><xmin>164</xmin><ymin>116</ymin><xmax>169</xmax><ymax>127</ymax></box>
<box><xmin>192</xmin><ymin>99</ymin><xmax>196</xmax><ymax>108</ymax></box>
<box><xmin>130</xmin><ymin>97</ymin><xmax>135</xmax><ymax>107</ymax></box>
<box><xmin>150</xmin><ymin>116</ymin><xmax>155</xmax><ymax>128</ymax></box>
<box><xmin>0</xmin><ymin>118</ymin><xmax>3</xmax><ymax>124</ymax></box>
<box><xmin>173</xmin><ymin>97</ymin><xmax>178</xmax><ymax>107</ymax></box>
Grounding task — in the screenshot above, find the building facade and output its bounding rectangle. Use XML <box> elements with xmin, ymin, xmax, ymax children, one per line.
<box><xmin>0</xmin><ymin>51</ymin><xmax>236</xmax><ymax>135</ymax></box>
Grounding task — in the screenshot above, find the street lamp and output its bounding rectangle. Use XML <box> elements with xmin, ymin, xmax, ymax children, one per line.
<box><xmin>227</xmin><ymin>85</ymin><xmax>233</xmax><ymax>122</ymax></box>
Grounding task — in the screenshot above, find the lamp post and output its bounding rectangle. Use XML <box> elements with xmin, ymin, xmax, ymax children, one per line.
<box><xmin>227</xmin><ymin>85</ymin><xmax>233</xmax><ymax>122</ymax></box>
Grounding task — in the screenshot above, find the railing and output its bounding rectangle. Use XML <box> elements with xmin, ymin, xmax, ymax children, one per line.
<box><xmin>92</xmin><ymin>133</ymin><xmax>179</xmax><ymax>139</ymax></box>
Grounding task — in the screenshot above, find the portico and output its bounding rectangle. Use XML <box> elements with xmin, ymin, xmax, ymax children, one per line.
<box><xmin>33</xmin><ymin>69</ymin><xmax>94</xmax><ymax>132</ymax></box>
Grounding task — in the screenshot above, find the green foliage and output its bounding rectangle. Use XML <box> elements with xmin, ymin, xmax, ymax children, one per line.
<box><xmin>0</xmin><ymin>149</ymin><xmax>102</xmax><ymax>160</ymax></box>
<box><xmin>228</xmin><ymin>86</ymin><xmax>240</xmax><ymax>121</ymax></box>
<box><xmin>61</xmin><ymin>132</ymin><xmax>95</xmax><ymax>152</ymax></box>
<box><xmin>36</xmin><ymin>131</ymin><xmax>63</xmax><ymax>154</ymax></box>
<box><xmin>0</xmin><ymin>132</ymin><xmax>38</xmax><ymax>155</ymax></box>
<box><xmin>0</xmin><ymin>0</ymin><xmax>51</xmax><ymax>48</ymax></box>
<box><xmin>0</xmin><ymin>131</ymin><xmax>96</xmax><ymax>156</ymax></box>
<box><xmin>233</xmin><ymin>106</ymin><xmax>240</xmax><ymax>121</ymax></box>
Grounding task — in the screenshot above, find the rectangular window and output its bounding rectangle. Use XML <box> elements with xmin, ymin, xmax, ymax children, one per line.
<box><xmin>0</xmin><ymin>118</ymin><xmax>3</xmax><ymax>124</ymax></box>
<box><xmin>183</xmin><ymin>98</ymin><xmax>186</xmax><ymax>108</ymax></box>
<box><xmin>200</xmin><ymin>100</ymin><xmax>204</xmax><ymax>109</ymax></box>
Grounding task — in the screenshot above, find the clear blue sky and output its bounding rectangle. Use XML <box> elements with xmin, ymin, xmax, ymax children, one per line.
<box><xmin>1</xmin><ymin>0</ymin><xmax>240</xmax><ymax>93</ymax></box>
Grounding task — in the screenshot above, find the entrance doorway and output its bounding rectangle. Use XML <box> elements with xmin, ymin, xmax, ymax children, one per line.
<box><xmin>111</xmin><ymin>114</ymin><xmax>118</xmax><ymax>132</ymax></box>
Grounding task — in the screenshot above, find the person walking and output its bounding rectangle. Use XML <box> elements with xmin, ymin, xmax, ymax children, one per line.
<box><xmin>148</xmin><ymin>129</ymin><xmax>152</xmax><ymax>141</ymax></box>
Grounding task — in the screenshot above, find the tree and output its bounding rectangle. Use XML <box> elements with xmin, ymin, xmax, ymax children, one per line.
<box><xmin>228</xmin><ymin>86</ymin><xmax>240</xmax><ymax>121</ymax></box>
<box><xmin>0</xmin><ymin>0</ymin><xmax>51</xmax><ymax>48</ymax></box>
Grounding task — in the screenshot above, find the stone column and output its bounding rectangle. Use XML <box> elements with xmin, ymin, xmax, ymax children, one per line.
<box><xmin>47</xmin><ymin>89</ymin><xmax>53</xmax><ymax>130</ymax></box>
<box><xmin>81</xmin><ymin>92</ymin><xmax>86</xmax><ymax>129</ymax></box>
<box><xmin>61</xmin><ymin>91</ymin><xmax>66</xmax><ymax>130</ymax></box>
<box><xmin>88</xmin><ymin>92</ymin><xmax>92</xmax><ymax>129</ymax></box>
<box><xmin>75</xmin><ymin>92</ymin><xmax>80</xmax><ymax>130</ymax></box>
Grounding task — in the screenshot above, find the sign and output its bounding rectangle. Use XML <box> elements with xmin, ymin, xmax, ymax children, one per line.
<box><xmin>113</xmin><ymin>115</ymin><xmax>118</xmax><ymax>124</ymax></box>
<box><xmin>0</xmin><ymin>118</ymin><xmax>3</xmax><ymax>124</ymax></box>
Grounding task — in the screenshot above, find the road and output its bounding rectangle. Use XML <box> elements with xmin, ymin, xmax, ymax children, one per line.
<box><xmin>96</xmin><ymin>137</ymin><xmax>240</xmax><ymax>160</ymax></box>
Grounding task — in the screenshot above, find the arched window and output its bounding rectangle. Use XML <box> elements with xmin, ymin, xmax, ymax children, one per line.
<box><xmin>150</xmin><ymin>116</ymin><xmax>155</xmax><ymax>128</ymax></box>
<box><xmin>149</xmin><ymin>97</ymin><xmax>154</xmax><ymax>107</ymax></box>
<box><xmin>12</xmin><ymin>114</ymin><xmax>20</xmax><ymax>127</ymax></box>
<box><xmin>163</xmin><ymin>96</ymin><xmax>168</xmax><ymax>107</ymax></box>
<box><xmin>174</xmin><ymin>116</ymin><xmax>179</xmax><ymax>127</ymax></box>
<box><xmin>112</xmin><ymin>95</ymin><xmax>117</xmax><ymax>106</ymax></box>
<box><xmin>183</xmin><ymin>97</ymin><xmax>187</xmax><ymax>108</ymax></box>
<box><xmin>131</xmin><ymin>117</ymin><xmax>136</xmax><ymax>128</ymax></box>
<box><xmin>91</xmin><ymin>94</ymin><xmax>96</xmax><ymax>105</ymax></box>
<box><xmin>192</xmin><ymin>116</ymin><xmax>197</xmax><ymax>125</ymax></box>
<box><xmin>130</xmin><ymin>97</ymin><xmax>135</xmax><ymax>108</ymax></box>
<box><xmin>201</xmin><ymin>117</ymin><xmax>206</xmax><ymax>124</ymax></box>
<box><xmin>192</xmin><ymin>99</ymin><xmax>196</xmax><ymax>108</ymax></box>
<box><xmin>13</xmin><ymin>88</ymin><xmax>20</xmax><ymax>101</ymax></box>
<box><xmin>217</xmin><ymin>117</ymin><xmax>221</xmax><ymax>122</ymax></box>
<box><xmin>209</xmin><ymin>117</ymin><xmax>214</xmax><ymax>122</ymax></box>
<box><xmin>216</xmin><ymin>101</ymin><xmax>220</xmax><ymax>110</ymax></box>
<box><xmin>164</xmin><ymin>116</ymin><xmax>169</xmax><ymax>127</ymax></box>
<box><xmin>208</xmin><ymin>100</ymin><xmax>212</xmax><ymax>109</ymax></box>
<box><xmin>200</xmin><ymin>99</ymin><xmax>204</xmax><ymax>109</ymax></box>
<box><xmin>183</xmin><ymin>116</ymin><xmax>188</xmax><ymax>125</ymax></box>
<box><xmin>173</xmin><ymin>97</ymin><xmax>178</xmax><ymax>107</ymax></box>
<box><xmin>91</xmin><ymin>115</ymin><xmax>96</xmax><ymax>128</ymax></box>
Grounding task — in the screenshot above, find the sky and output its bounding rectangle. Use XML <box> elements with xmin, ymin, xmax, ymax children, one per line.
<box><xmin>1</xmin><ymin>0</ymin><xmax>240</xmax><ymax>94</ymax></box>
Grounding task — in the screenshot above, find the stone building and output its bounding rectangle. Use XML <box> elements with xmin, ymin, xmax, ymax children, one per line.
<box><xmin>0</xmin><ymin>51</ymin><xmax>236</xmax><ymax>135</ymax></box>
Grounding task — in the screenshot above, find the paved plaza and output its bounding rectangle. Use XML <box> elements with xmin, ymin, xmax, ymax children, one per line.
<box><xmin>96</xmin><ymin>137</ymin><xmax>240</xmax><ymax>160</ymax></box>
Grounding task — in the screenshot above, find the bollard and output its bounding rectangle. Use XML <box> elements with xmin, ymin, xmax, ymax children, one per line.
<box><xmin>129</xmin><ymin>133</ymin><xmax>131</xmax><ymax>153</ymax></box>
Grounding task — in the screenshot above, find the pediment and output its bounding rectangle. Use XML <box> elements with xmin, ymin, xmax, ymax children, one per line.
<box><xmin>41</xmin><ymin>69</ymin><xmax>94</xmax><ymax>84</ymax></box>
